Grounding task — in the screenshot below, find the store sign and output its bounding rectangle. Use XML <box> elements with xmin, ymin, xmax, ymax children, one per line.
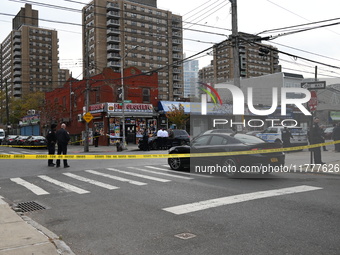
<box><xmin>107</xmin><ymin>103</ymin><xmax>153</xmax><ymax>113</ymax></box>
<box><xmin>21</xmin><ymin>115</ymin><xmax>40</xmax><ymax>126</ymax></box>
<box><xmin>89</xmin><ymin>103</ymin><xmax>105</xmax><ymax>113</ymax></box>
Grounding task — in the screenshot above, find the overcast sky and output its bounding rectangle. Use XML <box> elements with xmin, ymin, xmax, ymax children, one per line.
<box><xmin>1</xmin><ymin>0</ymin><xmax>340</xmax><ymax>80</ymax></box>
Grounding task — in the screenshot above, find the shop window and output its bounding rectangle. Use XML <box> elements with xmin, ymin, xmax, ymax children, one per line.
<box><xmin>142</xmin><ymin>88</ymin><xmax>150</xmax><ymax>103</ymax></box>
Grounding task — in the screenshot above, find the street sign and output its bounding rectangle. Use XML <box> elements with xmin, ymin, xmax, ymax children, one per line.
<box><xmin>308</xmin><ymin>90</ymin><xmax>318</xmax><ymax>112</ymax></box>
<box><xmin>301</xmin><ymin>81</ymin><xmax>326</xmax><ymax>90</ymax></box>
<box><xmin>83</xmin><ymin>112</ymin><xmax>93</xmax><ymax>123</ymax></box>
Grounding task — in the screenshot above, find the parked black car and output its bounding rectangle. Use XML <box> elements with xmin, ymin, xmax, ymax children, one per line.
<box><xmin>1</xmin><ymin>135</ymin><xmax>18</xmax><ymax>146</ymax></box>
<box><xmin>13</xmin><ymin>136</ymin><xmax>30</xmax><ymax>147</ymax></box>
<box><xmin>167</xmin><ymin>133</ymin><xmax>285</xmax><ymax>177</ymax></box>
<box><xmin>24</xmin><ymin>136</ymin><xmax>48</xmax><ymax>148</ymax></box>
<box><xmin>138</xmin><ymin>129</ymin><xmax>190</xmax><ymax>150</ymax></box>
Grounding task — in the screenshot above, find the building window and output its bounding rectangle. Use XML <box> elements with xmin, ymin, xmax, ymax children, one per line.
<box><xmin>142</xmin><ymin>88</ymin><xmax>150</xmax><ymax>103</ymax></box>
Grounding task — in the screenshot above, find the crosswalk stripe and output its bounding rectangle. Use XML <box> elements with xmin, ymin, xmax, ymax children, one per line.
<box><xmin>10</xmin><ymin>177</ymin><xmax>49</xmax><ymax>195</ymax></box>
<box><xmin>63</xmin><ymin>173</ymin><xmax>119</xmax><ymax>190</ymax></box>
<box><xmin>86</xmin><ymin>170</ymin><xmax>147</xmax><ymax>186</ymax></box>
<box><xmin>149</xmin><ymin>166</ymin><xmax>213</xmax><ymax>178</ymax></box>
<box><xmin>128</xmin><ymin>167</ymin><xmax>193</xmax><ymax>180</ymax></box>
<box><xmin>38</xmin><ymin>175</ymin><xmax>90</xmax><ymax>194</ymax></box>
<box><xmin>106</xmin><ymin>168</ymin><xmax>171</xmax><ymax>182</ymax></box>
<box><xmin>163</xmin><ymin>185</ymin><xmax>323</xmax><ymax>215</ymax></box>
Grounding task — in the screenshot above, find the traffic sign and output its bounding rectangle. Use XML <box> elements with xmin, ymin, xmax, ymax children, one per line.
<box><xmin>308</xmin><ymin>90</ymin><xmax>318</xmax><ymax>112</ymax></box>
<box><xmin>301</xmin><ymin>81</ymin><xmax>326</xmax><ymax>90</ymax></box>
<box><xmin>83</xmin><ymin>112</ymin><xmax>93</xmax><ymax>123</ymax></box>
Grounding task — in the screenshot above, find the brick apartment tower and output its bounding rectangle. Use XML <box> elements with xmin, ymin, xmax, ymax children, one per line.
<box><xmin>199</xmin><ymin>33</ymin><xmax>281</xmax><ymax>85</ymax></box>
<box><xmin>82</xmin><ymin>0</ymin><xmax>184</xmax><ymax>101</ymax></box>
<box><xmin>0</xmin><ymin>4</ymin><xmax>60</xmax><ymax>99</ymax></box>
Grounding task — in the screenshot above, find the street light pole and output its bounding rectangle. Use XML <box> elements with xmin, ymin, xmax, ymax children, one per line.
<box><xmin>120</xmin><ymin>45</ymin><xmax>139</xmax><ymax>150</ymax></box>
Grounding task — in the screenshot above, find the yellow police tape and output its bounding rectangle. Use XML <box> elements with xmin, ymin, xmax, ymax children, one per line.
<box><xmin>0</xmin><ymin>140</ymin><xmax>340</xmax><ymax>160</ymax></box>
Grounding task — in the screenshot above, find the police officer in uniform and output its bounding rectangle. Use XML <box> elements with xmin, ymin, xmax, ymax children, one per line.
<box><xmin>309</xmin><ymin>117</ymin><xmax>325</xmax><ymax>164</ymax></box>
<box><xmin>46</xmin><ymin>124</ymin><xmax>57</xmax><ymax>167</ymax></box>
<box><xmin>281</xmin><ymin>127</ymin><xmax>293</xmax><ymax>148</ymax></box>
<box><xmin>56</xmin><ymin>123</ymin><xmax>70</xmax><ymax>168</ymax></box>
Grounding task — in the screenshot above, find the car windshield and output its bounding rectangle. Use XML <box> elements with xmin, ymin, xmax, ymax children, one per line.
<box><xmin>173</xmin><ymin>130</ymin><xmax>188</xmax><ymax>136</ymax></box>
<box><xmin>289</xmin><ymin>128</ymin><xmax>306</xmax><ymax>134</ymax></box>
<box><xmin>233</xmin><ymin>134</ymin><xmax>265</xmax><ymax>144</ymax></box>
<box><xmin>0</xmin><ymin>131</ymin><xmax>4</xmax><ymax>136</ymax></box>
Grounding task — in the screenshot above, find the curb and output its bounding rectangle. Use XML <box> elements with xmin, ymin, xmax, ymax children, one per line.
<box><xmin>19</xmin><ymin>214</ymin><xmax>75</xmax><ymax>255</ymax></box>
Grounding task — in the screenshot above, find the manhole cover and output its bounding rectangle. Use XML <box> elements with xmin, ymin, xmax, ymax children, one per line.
<box><xmin>15</xmin><ymin>201</ymin><xmax>46</xmax><ymax>212</ymax></box>
<box><xmin>174</xmin><ymin>233</ymin><xmax>196</xmax><ymax>240</ymax></box>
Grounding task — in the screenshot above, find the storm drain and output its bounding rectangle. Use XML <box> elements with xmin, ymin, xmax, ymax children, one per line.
<box><xmin>174</xmin><ymin>233</ymin><xmax>197</xmax><ymax>240</ymax></box>
<box><xmin>15</xmin><ymin>201</ymin><xmax>46</xmax><ymax>213</ymax></box>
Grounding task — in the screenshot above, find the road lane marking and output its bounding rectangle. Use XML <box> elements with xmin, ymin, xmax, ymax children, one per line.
<box><xmin>63</xmin><ymin>173</ymin><xmax>119</xmax><ymax>190</ymax></box>
<box><xmin>38</xmin><ymin>175</ymin><xmax>90</xmax><ymax>194</ymax></box>
<box><xmin>128</xmin><ymin>167</ymin><xmax>193</xmax><ymax>180</ymax></box>
<box><xmin>85</xmin><ymin>170</ymin><xmax>147</xmax><ymax>186</ymax></box>
<box><xmin>163</xmin><ymin>185</ymin><xmax>323</xmax><ymax>215</ymax></box>
<box><xmin>157</xmin><ymin>165</ymin><xmax>213</xmax><ymax>178</ymax></box>
<box><xmin>10</xmin><ymin>177</ymin><xmax>49</xmax><ymax>195</ymax></box>
<box><xmin>106</xmin><ymin>168</ymin><xmax>171</xmax><ymax>182</ymax></box>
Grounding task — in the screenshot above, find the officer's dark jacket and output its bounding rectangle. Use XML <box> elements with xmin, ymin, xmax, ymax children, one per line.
<box><xmin>56</xmin><ymin>129</ymin><xmax>70</xmax><ymax>144</ymax></box>
<box><xmin>46</xmin><ymin>130</ymin><xmax>57</xmax><ymax>146</ymax></box>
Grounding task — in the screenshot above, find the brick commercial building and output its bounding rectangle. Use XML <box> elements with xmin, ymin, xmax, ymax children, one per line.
<box><xmin>43</xmin><ymin>67</ymin><xmax>158</xmax><ymax>146</ymax></box>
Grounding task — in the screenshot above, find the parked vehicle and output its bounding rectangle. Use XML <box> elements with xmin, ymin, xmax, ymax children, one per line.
<box><xmin>256</xmin><ymin>126</ymin><xmax>308</xmax><ymax>147</ymax></box>
<box><xmin>0</xmin><ymin>129</ymin><xmax>5</xmax><ymax>143</ymax></box>
<box><xmin>1</xmin><ymin>135</ymin><xmax>18</xmax><ymax>146</ymax></box>
<box><xmin>24</xmin><ymin>136</ymin><xmax>47</xmax><ymax>148</ymax></box>
<box><xmin>13</xmin><ymin>136</ymin><xmax>30</xmax><ymax>147</ymax></box>
<box><xmin>323</xmin><ymin>127</ymin><xmax>334</xmax><ymax>140</ymax></box>
<box><xmin>196</xmin><ymin>128</ymin><xmax>234</xmax><ymax>137</ymax></box>
<box><xmin>138</xmin><ymin>129</ymin><xmax>190</xmax><ymax>150</ymax></box>
<box><xmin>246</xmin><ymin>131</ymin><xmax>262</xmax><ymax>136</ymax></box>
<box><xmin>168</xmin><ymin>133</ymin><xmax>285</xmax><ymax>177</ymax></box>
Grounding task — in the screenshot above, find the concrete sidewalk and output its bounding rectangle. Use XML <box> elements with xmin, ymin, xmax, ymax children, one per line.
<box><xmin>0</xmin><ymin>196</ymin><xmax>74</xmax><ymax>255</ymax></box>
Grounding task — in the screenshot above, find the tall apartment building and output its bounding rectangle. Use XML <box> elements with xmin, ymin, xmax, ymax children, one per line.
<box><xmin>82</xmin><ymin>0</ymin><xmax>184</xmax><ymax>101</ymax></box>
<box><xmin>0</xmin><ymin>4</ymin><xmax>61</xmax><ymax>98</ymax></box>
<box><xmin>183</xmin><ymin>56</ymin><xmax>199</xmax><ymax>98</ymax></box>
<box><xmin>199</xmin><ymin>33</ymin><xmax>281</xmax><ymax>85</ymax></box>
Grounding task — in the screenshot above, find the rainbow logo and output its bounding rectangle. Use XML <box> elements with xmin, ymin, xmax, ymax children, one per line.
<box><xmin>198</xmin><ymin>82</ymin><xmax>223</xmax><ymax>106</ymax></box>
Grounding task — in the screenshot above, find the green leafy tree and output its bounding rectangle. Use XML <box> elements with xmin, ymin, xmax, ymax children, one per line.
<box><xmin>165</xmin><ymin>104</ymin><xmax>189</xmax><ymax>130</ymax></box>
<box><xmin>10</xmin><ymin>92</ymin><xmax>45</xmax><ymax>124</ymax></box>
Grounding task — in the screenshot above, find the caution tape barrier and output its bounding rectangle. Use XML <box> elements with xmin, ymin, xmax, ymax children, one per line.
<box><xmin>1</xmin><ymin>140</ymin><xmax>340</xmax><ymax>160</ymax></box>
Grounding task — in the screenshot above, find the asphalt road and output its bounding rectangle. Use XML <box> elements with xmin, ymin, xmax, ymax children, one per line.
<box><xmin>0</xmin><ymin>146</ymin><xmax>339</xmax><ymax>255</ymax></box>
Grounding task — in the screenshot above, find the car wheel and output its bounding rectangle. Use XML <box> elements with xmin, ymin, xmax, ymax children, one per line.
<box><xmin>180</xmin><ymin>140</ymin><xmax>187</xmax><ymax>145</ymax></box>
<box><xmin>151</xmin><ymin>142</ymin><xmax>158</xmax><ymax>150</ymax></box>
<box><xmin>222</xmin><ymin>158</ymin><xmax>239</xmax><ymax>178</ymax></box>
<box><xmin>168</xmin><ymin>157</ymin><xmax>184</xmax><ymax>171</ymax></box>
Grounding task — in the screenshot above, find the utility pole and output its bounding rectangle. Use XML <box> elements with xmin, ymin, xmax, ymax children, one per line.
<box><xmin>229</xmin><ymin>0</ymin><xmax>243</xmax><ymax>132</ymax></box>
<box><xmin>5</xmin><ymin>80</ymin><xmax>10</xmax><ymax>134</ymax></box>
<box><xmin>120</xmin><ymin>45</ymin><xmax>139</xmax><ymax>150</ymax></box>
<box><xmin>84</xmin><ymin>12</ymin><xmax>90</xmax><ymax>152</ymax></box>
<box><xmin>230</xmin><ymin>0</ymin><xmax>240</xmax><ymax>88</ymax></box>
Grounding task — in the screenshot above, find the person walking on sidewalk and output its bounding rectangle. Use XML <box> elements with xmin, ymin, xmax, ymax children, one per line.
<box><xmin>309</xmin><ymin>117</ymin><xmax>325</xmax><ymax>164</ymax></box>
<box><xmin>46</xmin><ymin>123</ymin><xmax>57</xmax><ymax>167</ymax></box>
<box><xmin>320</xmin><ymin>125</ymin><xmax>328</xmax><ymax>151</ymax></box>
<box><xmin>56</xmin><ymin>123</ymin><xmax>70</xmax><ymax>168</ymax></box>
<box><xmin>332</xmin><ymin>123</ymin><xmax>340</xmax><ymax>152</ymax></box>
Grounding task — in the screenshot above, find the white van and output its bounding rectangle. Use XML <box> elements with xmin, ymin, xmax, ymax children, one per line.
<box><xmin>0</xmin><ymin>129</ymin><xmax>5</xmax><ymax>143</ymax></box>
<box><xmin>256</xmin><ymin>126</ymin><xmax>308</xmax><ymax>147</ymax></box>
